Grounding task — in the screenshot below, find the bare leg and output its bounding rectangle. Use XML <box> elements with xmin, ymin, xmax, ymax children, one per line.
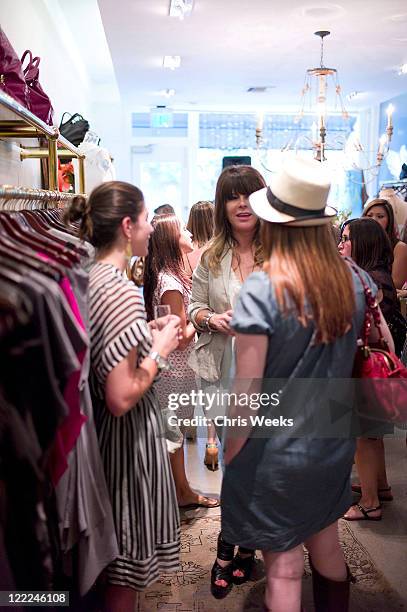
<box><xmin>344</xmin><ymin>438</ymin><xmax>381</xmax><ymax>518</ymax></box>
<box><xmin>376</xmin><ymin>438</ymin><xmax>390</xmax><ymax>489</ymax></box>
<box><xmin>170</xmin><ymin>443</ymin><xmax>218</xmax><ymax>507</ymax></box>
<box><xmin>305</xmin><ymin>522</ymin><xmax>346</xmax><ymax>581</ymax></box>
<box><xmin>262</xmin><ymin>546</ymin><xmax>304</xmax><ymax>612</ymax></box>
<box><xmin>104</xmin><ymin>584</ymin><xmax>138</xmax><ymax>612</ymax></box>
<box><xmin>207</xmin><ymin>420</ymin><xmax>217</xmax><ymax>445</ymax></box>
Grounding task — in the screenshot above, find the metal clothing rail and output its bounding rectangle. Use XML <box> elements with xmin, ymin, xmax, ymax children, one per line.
<box><xmin>0</xmin><ymin>90</ymin><xmax>86</xmax><ymax>193</ymax></box>
<box><xmin>0</xmin><ymin>185</ymin><xmax>81</xmax><ymax>209</ymax></box>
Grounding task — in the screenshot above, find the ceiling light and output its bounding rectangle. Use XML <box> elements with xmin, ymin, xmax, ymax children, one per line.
<box><xmin>169</xmin><ymin>0</ymin><xmax>193</xmax><ymax>20</ymax></box>
<box><xmin>398</xmin><ymin>63</ymin><xmax>407</xmax><ymax>75</ymax></box>
<box><xmin>159</xmin><ymin>88</ymin><xmax>176</xmax><ymax>97</ymax></box>
<box><xmin>247</xmin><ymin>86</ymin><xmax>276</xmax><ymax>93</ymax></box>
<box><xmin>255</xmin><ymin>30</ymin><xmax>395</xmax><ymax>179</ymax></box>
<box><xmin>163</xmin><ymin>55</ymin><xmax>181</xmax><ymax>70</ymax></box>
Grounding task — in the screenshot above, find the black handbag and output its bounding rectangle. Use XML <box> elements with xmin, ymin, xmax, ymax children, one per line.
<box><xmin>59</xmin><ymin>112</ymin><xmax>89</xmax><ymax>147</ymax></box>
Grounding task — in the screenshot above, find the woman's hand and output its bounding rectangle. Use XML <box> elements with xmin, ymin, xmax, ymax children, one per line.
<box><xmin>149</xmin><ymin>314</ymin><xmax>179</xmax><ymax>331</ymax></box>
<box><xmin>208</xmin><ymin>310</ymin><xmax>234</xmax><ymax>335</ymax></box>
<box><xmin>151</xmin><ymin>316</ymin><xmax>181</xmax><ymax>358</ymax></box>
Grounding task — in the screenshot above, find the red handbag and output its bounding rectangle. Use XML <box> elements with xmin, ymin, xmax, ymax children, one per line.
<box><xmin>351</xmin><ymin>263</ymin><xmax>407</xmax><ymax>425</ymax></box>
<box><xmin>0</xmin><ymin>27</ymin><xmax>29</xmax><ymax>107</ymax></box>
<box><xmin>21</xmin><ymin>50</ymin><xmax>54</xmax><ymax>125</ymax></box>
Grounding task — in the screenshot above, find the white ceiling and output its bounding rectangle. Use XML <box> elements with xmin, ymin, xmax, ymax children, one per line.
<box><xmin>96</xmin><ymin>0</ymin><xmax>407</xmax><ymax>112</ymax></box>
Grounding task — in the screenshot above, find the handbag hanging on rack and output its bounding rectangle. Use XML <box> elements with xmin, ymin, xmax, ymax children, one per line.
<box><xmin>351</xmin><ymin>262</ymin><xmax>407</xmax><ymax>426</ymax></box>
<box><xmin>59</xmin><ymin>112</ymin><xmax>89</xmax><ymax>147</ymax></box>
<box><xmin>0</xmin><ymin>27</ymin><xmax>30</xmax><ymax>107</ymax></box>
<box><xmin>21</xmin><ymin>50</ymin><xmax>54</xmax><ymax>125</ymax></box>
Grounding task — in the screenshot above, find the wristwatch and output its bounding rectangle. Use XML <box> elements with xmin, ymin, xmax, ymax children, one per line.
<box><xmin>148</xmin><ymin>350</ymin><xmax>170</xmax><ymax>371</ymax></box>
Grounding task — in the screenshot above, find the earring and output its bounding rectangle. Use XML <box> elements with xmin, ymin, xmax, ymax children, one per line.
<box><xmin>125</xmin><ymin>239</ymin><xmax>132</xmax><ymax>260</ymax></box>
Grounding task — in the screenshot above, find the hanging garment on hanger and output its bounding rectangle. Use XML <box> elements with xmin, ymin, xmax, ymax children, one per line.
<box><xmin>0</xmin><ymin>208</ymin><xmax>117</xmax><ymax>596</ymax></box>
<box><xmin>78</xmin><ymin>141</ymin><xmax>116</xmax><ymax>191</ymax></box>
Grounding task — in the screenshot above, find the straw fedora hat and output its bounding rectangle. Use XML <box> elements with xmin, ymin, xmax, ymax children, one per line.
<box><xmin>249</xmin><ymin>156</ymin><xmax>337</xmax><ymax>226</ymax></box>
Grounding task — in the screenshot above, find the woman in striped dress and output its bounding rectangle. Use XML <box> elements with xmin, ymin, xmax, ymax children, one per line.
<box><xmin>66</xmin><ymin>181</ymin><xmax>181</xmax><ymax>612</ymax></box>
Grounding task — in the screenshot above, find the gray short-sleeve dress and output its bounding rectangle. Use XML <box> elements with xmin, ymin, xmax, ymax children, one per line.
<box><xmin>220</xmin><ymin>267</ymin><xmax>376</xmax><ymax>552</ymax></box>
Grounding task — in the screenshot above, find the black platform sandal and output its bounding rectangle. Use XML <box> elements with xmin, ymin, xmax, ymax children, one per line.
<box><xmin>210</xmin><ymin>533</ymin><xmax>235</xmax><ymax>599</ymax></box>
<box><xmin>232</xmin><ymin>546</ymin><xmax>255</xmax><ymax>585</ymax></box>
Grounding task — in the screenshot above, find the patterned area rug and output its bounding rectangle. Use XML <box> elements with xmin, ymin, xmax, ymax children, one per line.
<box><xmin>139</xmin><ymin>512</ymin><xmax>405</xmax><ymax>611</ymax></box>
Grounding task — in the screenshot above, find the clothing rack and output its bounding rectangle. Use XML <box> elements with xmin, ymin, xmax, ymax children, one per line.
<box><xmin>0</xmin><ymin>185</ymin><xmax>80</xmax><ymax>209</ymax></box>
<box><xmin>379</xmin><ymin>179</ymin><xmax>407</xmax><ymax>199</ymax></box>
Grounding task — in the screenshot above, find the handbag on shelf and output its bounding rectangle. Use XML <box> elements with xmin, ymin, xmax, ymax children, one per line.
<box><xmin>21</xmin><ymin>50</ymin><xmax>54</xmax><ymax>125</ymax></box>
<box><xmin>59</xmin><ymin>112</ymin><xmax>89</xmax><ymax>147</ymax></box>
<box><xmin>351</xmin><ymin>262</ymin><xmax>407</xmax><ymax>426</ymax></box>
<box><xmin>0</xmin><ymin>27</ymin><xmax>30</xmax><ymax>108</ymax></box>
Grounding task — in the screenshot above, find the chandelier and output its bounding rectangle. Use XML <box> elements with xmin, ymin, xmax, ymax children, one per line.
<box><xmin>255</xmin><ymin>31</ymin><xmax>395</xmax><ymax>180</ymax></box>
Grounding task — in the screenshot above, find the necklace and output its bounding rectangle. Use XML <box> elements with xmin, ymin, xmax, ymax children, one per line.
<box><xmin>233</xmin><ymin>248</ymin><xmax>256</xmax><ymax>283</ymax></box>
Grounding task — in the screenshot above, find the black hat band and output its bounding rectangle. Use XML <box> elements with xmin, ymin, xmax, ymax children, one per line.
<box><xmin>266</xmin><ymin>187</ymin><xmax>326</xmax><ymax>218</ymax></box>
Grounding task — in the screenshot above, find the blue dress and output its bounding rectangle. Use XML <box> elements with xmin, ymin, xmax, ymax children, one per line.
<box><xmin>220</xmin><ymin>267</ymin><xmax>375</xmax><ymax>552</ymax></box>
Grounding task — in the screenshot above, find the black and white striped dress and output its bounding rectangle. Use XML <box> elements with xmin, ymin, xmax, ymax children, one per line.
<box><xmin>89</xmin><ymin>262</ymin><xmax>180</xmax><ymax>590</ymax></box>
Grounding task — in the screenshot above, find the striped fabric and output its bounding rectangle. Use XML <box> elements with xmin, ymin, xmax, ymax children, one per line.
<box><xmin>89</xmin><ymin>262</ymin><xmax>180</xmax><ymax>590</ymax></box>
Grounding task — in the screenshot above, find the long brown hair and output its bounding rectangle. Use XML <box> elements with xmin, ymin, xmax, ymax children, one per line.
<box><xmin>362</xmin><ymin>198</ymin><xmax>398</xmax><ymax>249</ymax></box>
<box><xmin>204</xmin><ymin>165</ymin><xmax>266</xmax><ymax>274</ymax></box>
<box><xmin>349</xmin><ymin>217</ymin><xmax>393</xmax><ymax>271</ymax></box>
<box><xmin>143</xmin><ymin>214</ymin><xmax>191</xmax><ymax>321</ymax></box>
<box><xmin>262</xmin><ymin>223</ymin><xmax>355</xmax><ymax>344</ymax></box>
<box><xmin>186</xmin><ymin>200</ymin><xmax>214</xmax><ymax>247</ymax></box>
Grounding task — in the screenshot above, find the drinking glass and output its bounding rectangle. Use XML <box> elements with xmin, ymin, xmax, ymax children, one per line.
<box><xmin>154</xmin><ymin>304</ymin><xmax>171</xmax><ymax>322</ymax></box>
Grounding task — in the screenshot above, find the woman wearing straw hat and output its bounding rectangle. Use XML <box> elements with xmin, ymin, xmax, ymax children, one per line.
<box><xmin>214</xmin><ymin>157</ymin><xmax>393</xmax><ymax>612</ymax></box>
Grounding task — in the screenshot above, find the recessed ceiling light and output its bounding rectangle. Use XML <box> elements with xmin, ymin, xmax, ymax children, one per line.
<box><xmin>163</xmin><ymin>55</ymin><xmax>181</xmax><ymax>70</ymax></box>
<box><xmin>398</xmin><ymin>63</ymin><xmax>407</xmax><ymax>75</ymax></box>
<box><xmin>169</xmin><ymin>0</ymin><xmax>194</xmax><ymax>19</ymax></box>
<box><xmin>159</xmin><ymin>88</ymin><xmax>176</xmax><ymax>97</ymax></box>
<box><xmin>302</xmin><ymin>4</ymin><xmax>344</xmax><ymax>18</ymax></box>
<box><xmin>247</xmin><ymin>86</ymin><xmax>276</xmax><ymax>93</ymax></box>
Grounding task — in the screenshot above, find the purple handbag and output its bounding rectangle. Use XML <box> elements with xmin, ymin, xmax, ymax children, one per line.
<box><xmin>0</xmin><ymin>27</ymin><xmax>29</xmax><ymax>107</ymax></box>
<box><xmin>21</xmin><ymin>50</ymin><xmax>54</xmax><ymax>125</ymax></box>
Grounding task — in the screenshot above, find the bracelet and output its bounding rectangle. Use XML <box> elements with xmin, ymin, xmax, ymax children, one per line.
<box><xmin>203</xmin><ymin>312</ymin><xmax>216</xmax><ymax>334</ymax></box>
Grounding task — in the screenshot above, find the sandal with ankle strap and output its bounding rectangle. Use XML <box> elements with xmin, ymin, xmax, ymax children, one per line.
<box><xmin>211</xmin><ymin>534</ymin><xmax>235</xmax><ymax>599</ymax></box>
<box><xmin>343</xmin><ymin>503</ymin><xmax>382</xmax><ymax>521</ymax></box>
<box><xmin>232</xmin><ymin>548</ymin><xmax>255</xmax><ymax>585</ymax></box>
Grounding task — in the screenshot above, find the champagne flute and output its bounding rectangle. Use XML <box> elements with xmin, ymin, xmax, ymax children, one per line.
<box><xmin>154</xmin><ymin>304</ymin><xmax>171</xmax><ymax>328</ymax></box>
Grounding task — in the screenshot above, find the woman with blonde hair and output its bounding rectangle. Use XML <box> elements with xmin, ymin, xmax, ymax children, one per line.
<box><xmin>216</xmin><ymin>158</ymin><xmax>394</xmax><ymax>611</ymax></box>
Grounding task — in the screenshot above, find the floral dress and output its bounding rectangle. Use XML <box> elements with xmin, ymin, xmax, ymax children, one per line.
<box><xmin>153</xmin><ymin>272</ymin><xmax>196</xmax><ymax>422</ymax></box>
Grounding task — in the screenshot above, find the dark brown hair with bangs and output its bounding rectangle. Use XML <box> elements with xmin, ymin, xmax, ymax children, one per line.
<box><xmin>143</xmin><ymin>214</ymin><xmax>191</xmax><ymax>321</ymax></box>
<box><xmin>261</xmin><ymin>223</ymin><xmax>355</xmax><ymax>344</ymax></box>
<box><xmin>204</xmin><ymin>165</ymin><xmax>266</xmax><ymax>274</ymax></box>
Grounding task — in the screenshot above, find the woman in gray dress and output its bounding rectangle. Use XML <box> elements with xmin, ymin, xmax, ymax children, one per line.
<box><xmin>216</xmin><ymin>158</ymin><xmax>394</xmax><ymax>611</ymax></box>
